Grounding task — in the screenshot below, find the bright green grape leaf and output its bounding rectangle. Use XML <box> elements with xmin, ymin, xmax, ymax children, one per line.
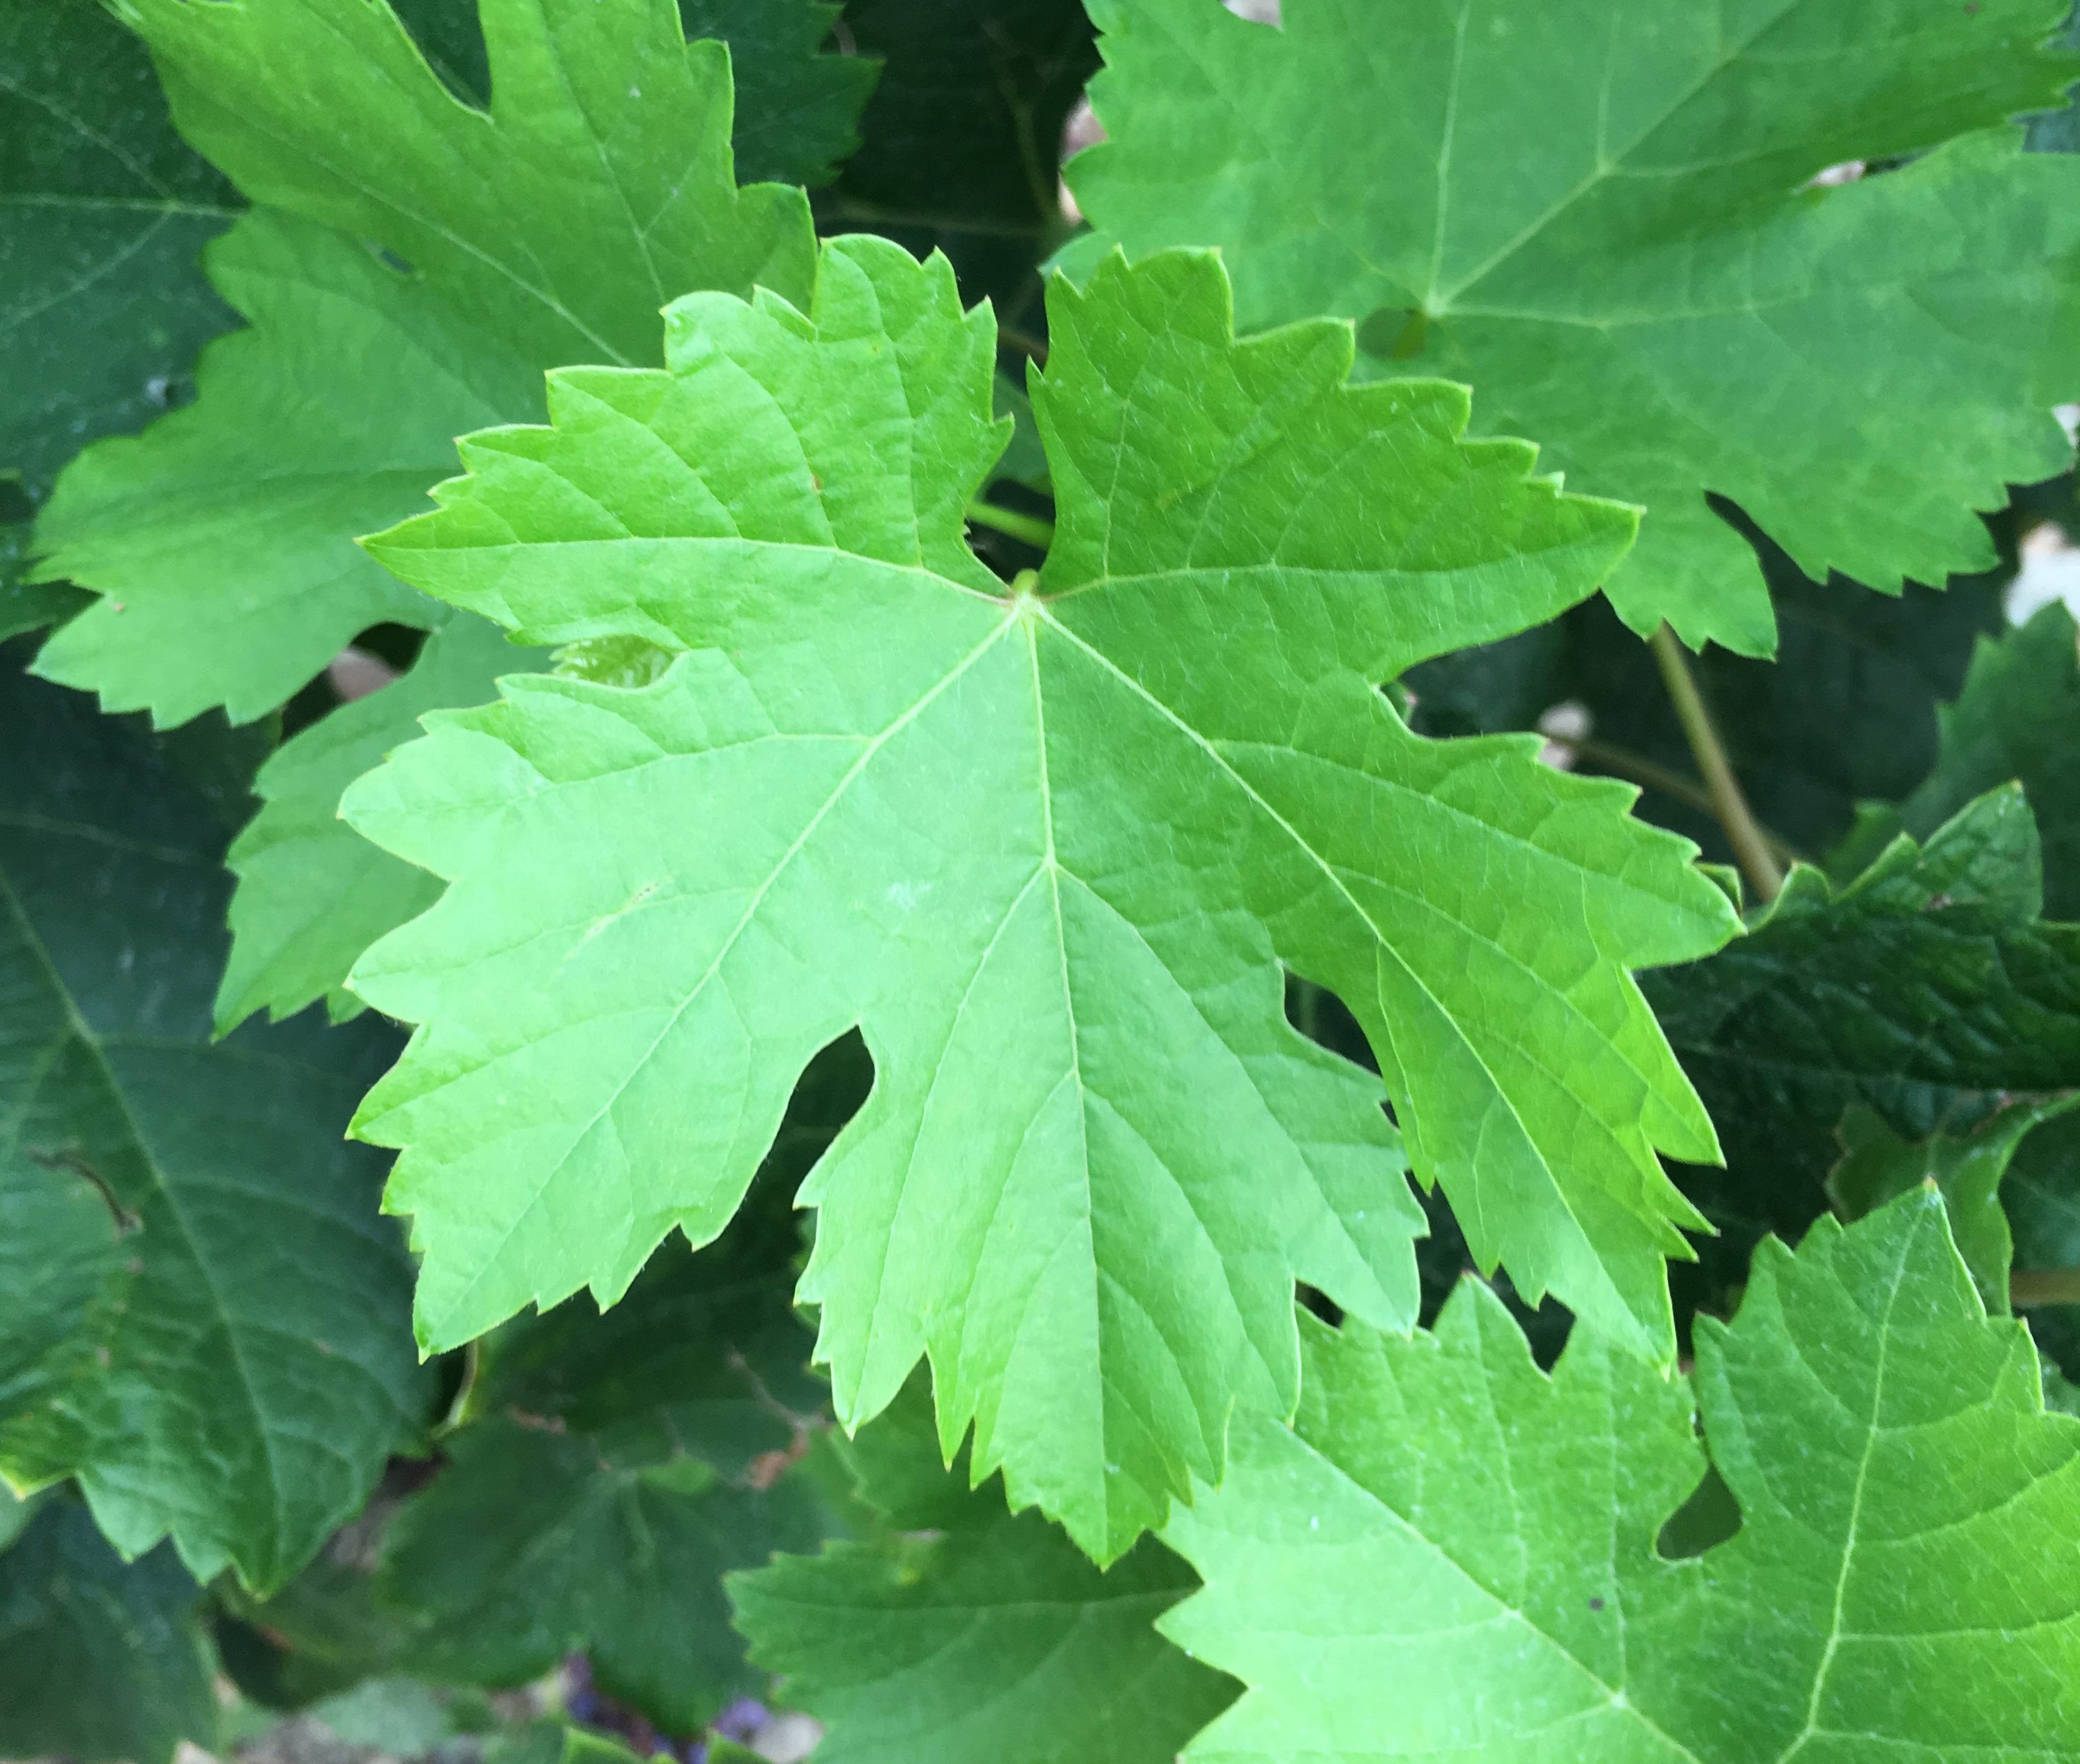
<box><xmin>1163</xmin><ymin>1188</ymin><xmax>2080</xmax><ymax>1762</ymax></box>
<box><xmin>31</xmin><ymin>0</ymin><xmax>823</xmax><ymax>727</ymax></box>
<box><xmin>1063</xmin><ymin>0</ymin><xmax>2080</xmax><ymax>655</ymax></box>
<box><xmin>1830</xmin><ymin>1096</ymin><xmax>2080</xmax><ymax>1314</ymax></box>
<box><xmin>828</xmin><ymin>0</ymin><xmax>1098</xmax><ymax>317</ymax></box>
<box><xmin>0</xmin><ymin>0</ymin><xmax>236</xmax><ymax>505</ymax></box>
<box><xmin>1839</xmin><ymin>601</ymin><xmax>2080</xmax><ymax>916</ymax></box>
<box><xmin>731</xmin><ymin>1376</ymin><xmax>1238</xmax><ymax>1764</ymax></box>
<box><xmin>339</xmin><ymin>236</ymin><xmax>1734</xmax><ymax>1557</ymax></box>
<box><xmin>1648</xmin><ymin>786</ymin><xmax>2080</xmax><ymax>1269</ymax></box>
<box><xmin>0</xmin><ymin>658</ymin><xmax>430</xmax><ymax>1592</ymax></box>
<box><xmin>379</xmin><ymin>1199</ymin><xmax>837</xmax><ymax>1735</ymax></box>
<box><xmin>0</xmin><ymin>1500</ymin><xmax>215</xmax><ymax>1764</ymax></box>
<box><xmin>218</xmin><ymin>614</ymin><xmax>547</xmax><ymax>1033</ymax></box>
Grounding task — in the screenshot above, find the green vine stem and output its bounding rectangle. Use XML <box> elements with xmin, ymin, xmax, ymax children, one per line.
<box><xmin>966</xmin><ymin>499</ymin><xmax>1056</xmax><ymax>550</ymax></box>
<box><xmin>2010</xmin><ymin>1268</ymin><xmax>2080</xmax><ymax>1309</ymax></box>
<box><xmin>1648</xmin><ymin>623</ymin><xmax>1785</xmax><ymax>903</ymax></box>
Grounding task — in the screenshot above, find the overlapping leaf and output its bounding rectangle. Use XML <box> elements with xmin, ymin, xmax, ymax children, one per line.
<box><xmin>0</xmin><ymin>1500</ymin><xmax>215</xmax><ymax>1764</ymax></box>
<box><xmin>0</xmin><ymin>0</ymin><xmax>234</xmax><ymax>512</ymax></box>
<box><xmin>1063</xmin><ymin>0</ymin><xmax>2080</xmax><ymax>653</ymax></box>
<box><xmin>218</xmin><ymin>614</ymin><xmax>543</xmax><ymax>1031</ymax></box>
<box><xmin>0</xmin><ymin>0</ymin><xmax>237</xmax><ymax>640</ymax></box>
<box><xmin>338</xmin><ymin>236</ymin><xmax>1734</xmax><ymax>1557</ymax></box>
<box><xmin>1646</xmin><ymin>786</ymin><xmax>2080</xmax><ymax>1284</ymax></box>
<box><xmin>377</xmin><ymin>1192</ymin><xmax>838</xmax><ymax>1734</ymax></box>
<box><xmin>32</xmin><ymin>0</ymin><xmax>835</xmax><ymax>724</ymax></box>
<box><xmin>731</xmin><ymin>1376</ymin><xmax>1237</xmax><ymax>1764</ymax></box>
<box><xmin>1830</xmin><ymin>1095</ymin><xmax>2080</xmax><ymax>1313</ymax></box>
<box><xmin>1839</xmin><ymin>601</ymin><xmax>2080</xmax><ymax>913</ymax></box>
<box><xmin>0</xmin><ymin>658</ymin><xmax>429</xmax><ymax>1592</ymax></box>
<box><xmin>1163</xmin><ymin>1189</ymin><xmax>2080</xmax><ymax>1761</ymax></box>
<box><xmin>36</xmin><ymin>212</ymin><xmax>542</xmax><ymax>725</ymax></box>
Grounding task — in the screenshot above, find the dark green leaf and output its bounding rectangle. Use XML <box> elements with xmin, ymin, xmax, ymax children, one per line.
<box><xmin>0</xmin><ymin>1500</ymin><xmax>215</xmax><ymax>1764</ymax></box>
<box><xmin>731</xmin><ymin>1378</ymin><xmax>1238</xmax><ymax>1764</ymax></box>
<box><xmin>1829</xmin><ymin>1095</ymin><xmax>2080</xmax><ymax>1313</ymax></box>
<box><xmin>0</xmin><ymin>657</ymin><xmax>430</xmax><ymax>1592</ymax></box>
<box><xmin>683</xmin><ymin>0</ymin><xmax>876</xmax><ymax>187</ymax></box>
<box><xmin>1842</xmin><ymin>601</ymin><xmax>2080</xmax><ymax>918</ymax></box>
<box><xmin>0</xmin><ymin>0</ymin><xmax>236</xmax><ymax>505</ymax></box>
<box><xmin>377</xmin><ymin>1072</ymin><xmax>860</xmax><ymax>1734</ymax></box>
<box><xmin>1646</xmin><ymin>786</ymin><xmax>2080</xmax><ymax>1302</ymax></box>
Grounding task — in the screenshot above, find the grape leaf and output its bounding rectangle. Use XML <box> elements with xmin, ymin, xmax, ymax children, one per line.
<box><xmin>378</xmin><ymin>1208</ymin><xmax>835</xmax><ymax>1734</ymax></box>
<box><xmin>125</xmin><ymin>0</ymin><xmax>814</xmax><ymax>375</ymax></box>
<box><xmin>216</xmin><ymin>1540</ymin><xmax>409</xmax><ymax>1714</ymax></box>
<box><xmin>36</xmin><ymin>212</ymin><xmax>541</xmax><ymax>726</ymax></box>
<box><xmin>218</xmin><ymin>614</ymin><xmax>546</xmax><ymax>1033</ymax></box>
<box><xmin>1062</xmin><ymin>0</ymin><xmax>2080</xmax><ymax>655</ymax></box>
<box><xmin>1162</xmin><ymin>1187</ymin><xmax>2080</xmax><ymax>1762</ymax></box>
<box><xmin>0</xmin><ymin>0</ymin><xmax>236</xmax><ymax>507</ymax></box>
<box><xmin>31</xmin><ymin>0</ymin><xmax>826</xmax><ymax>727</ymax></box>
<box><xmin>337</xmin><ymin>236</ymin><xmax>1734</xmax><ymax>1557</ymax></box>
<box><xmin>1838</xmin><ymin>601</ymin><xmax>2080</xmax><ymax>917</ymax></box>
<box><xmin>1829</xmin><ymin>1095</ymin><xmax>2080</xmax><ymax>1314</ymax></box>
<box><xmin>0</xmin><ymin>1500</ymin><xmax>215</xmax><ymax>1764</ymax></box>
<box><xmin>0</xmin><ymin>657</ymin><xmax>430</xmax><ymax>1592</ymax></box>
<box><xmin>731</xmin><ymin>1376</ymin><xmax>1238</xmax><ymax>1764</ymax></box>
<box><xmin>1646</xmin><ymin>786</ymin><xmax>2080</xmax><ymax>1301</ymax></box>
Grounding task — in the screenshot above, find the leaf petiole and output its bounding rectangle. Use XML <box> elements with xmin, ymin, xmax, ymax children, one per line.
<box><xmin>2011</xmin><ymin>1268</ymin><xmax>2080</xmax><ymax>1308</ymax></box>
<box><xmin>966</xmin><ymin>499</ymin><xmax>1056</xmax><ymax>550</ymax></box>
<box><xmin>1649</xmin><ymin>623</ymin><xmax>1784</xmax><ymax>903</ymax></box>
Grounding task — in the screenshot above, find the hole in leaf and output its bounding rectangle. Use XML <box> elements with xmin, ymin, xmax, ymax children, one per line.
<box><xmin>1357</xmin><ymin>305</ymin><xmax>1429</xmax><ymax>362</ymax></box>
<box><xmin>1283</xmin><ymin>973</ymin><xmax>1375</xmax><ymax>1070</ymax></box>
<box><xmin>763</xmin><ymin>1029</ymin><xmax>875</xmax><ymax>1196</ymax></box>
<box><xmin>1297</xmin><ymin>1284</ymin><xmax>1343</xmax><ymax>1325</ymax></box>
<box><xmin>0</xmin><ymin>475</ymin><xmax>34</xmax><ymax>527</ymax></box>
<box><xmin>1655</xmin><ymin>1461</ymin><xmax>1742</xmax><ymax>1560</ymax></box>
<box><xmin>388</xmin><ymin>0</ymin><xmax>491</xmax><ymax>107</ymax></box>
